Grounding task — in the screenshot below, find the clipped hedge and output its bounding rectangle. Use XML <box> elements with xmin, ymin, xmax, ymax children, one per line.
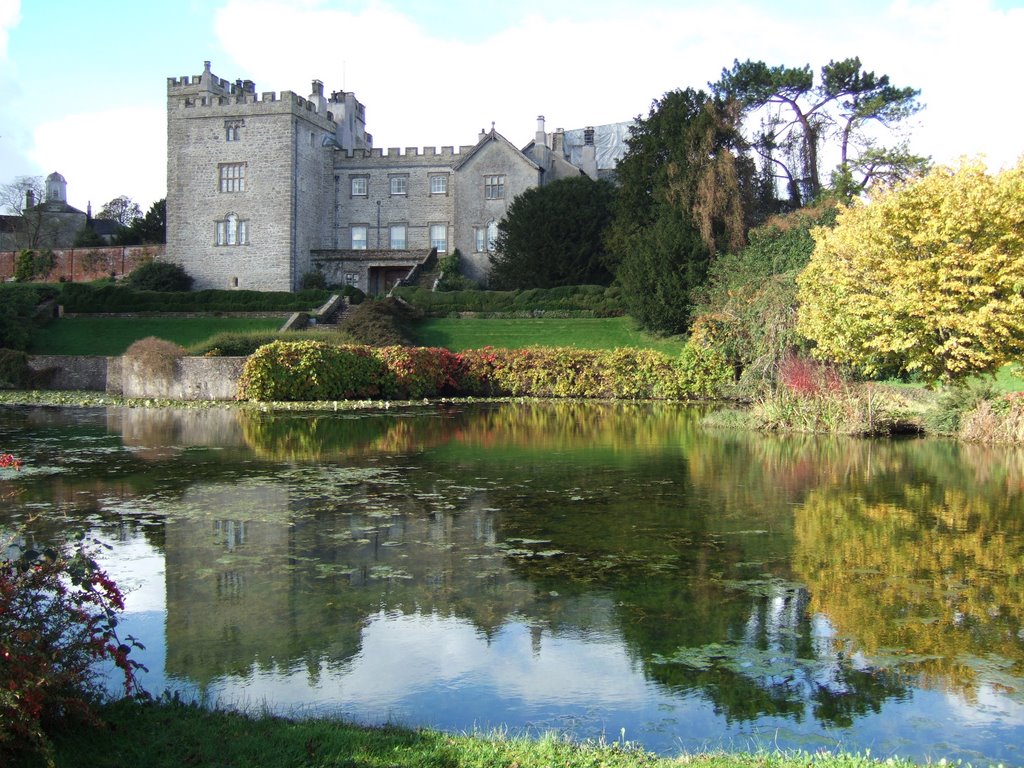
<box><xmin>58</xmin><ymin>283</ymin><xmax>331</xmax><ymax>313</ymax></box>
<box><xmin>236</xmin><ymin>340</ymin><xmax>730</xmax><ymax>402</ymax></box>
<box><xmin>374</xmin><ymin>346</ymin><xmax>468</xmax><ymax>399</ymax></box>
<box><xmin>392</xmin><ymin>285</ymin><xmax>624</xmax><ymax>316</ymax></box>
<box><xmin>236</xmin><ymin>341</ymin><xmax>388</xmax><ymax>401</ymax></box>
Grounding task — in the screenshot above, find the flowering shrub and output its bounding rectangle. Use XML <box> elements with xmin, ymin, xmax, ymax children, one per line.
<box><xmin>1</xmin><ymin>523</ymin><xmax>146</xmax><ymax>764</ymax></box>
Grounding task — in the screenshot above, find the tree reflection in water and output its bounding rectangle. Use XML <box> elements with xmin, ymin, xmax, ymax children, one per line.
<box><xmin>0</xmin><ymin>402</ymin><xmax>1022</xmax><ymax>763</ymax></box>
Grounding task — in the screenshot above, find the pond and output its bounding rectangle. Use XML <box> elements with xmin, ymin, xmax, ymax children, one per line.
<box><xmin>1</xmin><ymin>401</ymin><xmax>1022</xmax><ymax>765</ymax></box>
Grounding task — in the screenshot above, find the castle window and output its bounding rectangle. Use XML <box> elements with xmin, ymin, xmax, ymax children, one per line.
<box><xmin>345</xmin><ymin>272</ymin><xmax>360</xmax><ymax>287</ymax></box>
<box><xmin>224</xmin><ymin>120</ymin><xmax>244</xmax><ymax>141</ymax></box>
<box><xmin>390</xmin><ymin>224</ymin><xmax>407</xmax><ymax>250</ymax></box>
<box><xmin>487</xmin><ymin>220</ymin><xmax>498</xmax><ymax>251</ymax></box>
<box><xmin>389</xmin><ymin>175</ymin><xmax>408</xmax><ymax>196</ymax></box>
<box><xmin>350</xmin><ymin>176</ymin><xmax>368</xmax><ymax>197</ymax></box>
<box><xmin>351</xmin><ymin>225</ymin><xmax>368</xmax><ymax>250</ymax></box>
<box><xmin>215</xmin><ymin>214</ymin><xmax>249</xmax><ymax>246</ymax></box>
<box><xmin>430</xmin><ymin>175</ymin><xmax>448</xmax><ymax>195</ymax></box>
<box><xmin>484</xmin><ymin>175</ymin><xmax>505</xmax><ymax>200</ymax></box>
<box><xmin>474</xmin><ymin>221</ymin><xmax>498</xmax><ymax>253</ymax></box>
<box><xmin>429</xmin><ymin>223</ymin><xmax>447</xmax><ymax>254</ymax></box>
<box><xmin>219</xmin><ymin>163</ymin><xmax>246</xmax><ymax>193</ymax></box>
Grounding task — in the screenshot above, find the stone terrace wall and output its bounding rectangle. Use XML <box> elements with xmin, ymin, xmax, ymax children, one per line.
<box><xmin>0</xmin><ymin>245</ymin><xmax>164</xmax><ymax>282</ymax></box>
<box><xmin>28</xmin><ymin>354</ymin><xmax>246</xmax><ymax>401</ymax></box>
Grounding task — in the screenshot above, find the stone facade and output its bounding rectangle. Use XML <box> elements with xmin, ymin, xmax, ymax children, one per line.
<box><xmin>167</xmin><ymin>62</ymin><xmax>628</xmax><ymax>292</ymax></box>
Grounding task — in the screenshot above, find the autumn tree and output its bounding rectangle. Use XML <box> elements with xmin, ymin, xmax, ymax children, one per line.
<box><xmin>489</xmin><ymin>177</ymin><xmax>615</xmax><ymax>290</ymax></box>
<box><xmin>714</xmin><ymin>57</ymin><xmax>927</xmax><ymax>205</ymax></box>
<box><xmin>796</xmin><ymin>158</ymin><xmax>1024</xmax><ymax>383</ymax></box>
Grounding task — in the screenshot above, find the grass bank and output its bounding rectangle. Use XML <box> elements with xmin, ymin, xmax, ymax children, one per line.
<box><xmin>29</xmin><ymin>317</ymin><xmax>284</xmax><ymax>356</ymax></box>
<box><xmin>28</xmin><ymin>699</ymin><xmax>926</xmax><ymax>768</ymax></box>
<box><xmin>413</xmin><ymin>316</ymin><xmax>686</xmax><ymax>354</ymax></box>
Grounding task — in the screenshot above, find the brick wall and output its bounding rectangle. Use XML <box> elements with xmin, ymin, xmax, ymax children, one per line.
<box><xmin>0</xmin><ymin>244</ymin><xmax>164</xmax><ymax>282</ymax></box>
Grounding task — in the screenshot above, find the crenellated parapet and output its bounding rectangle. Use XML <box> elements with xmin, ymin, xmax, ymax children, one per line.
<box><xmin>167</xmin><ymin>62</ymin><xmax>339</xmax><ymax>129</ymax></box>
<box><xmin>334</xmin><ymin>145</ymin><xmax>477</xmax><ymax>163</ymax></box>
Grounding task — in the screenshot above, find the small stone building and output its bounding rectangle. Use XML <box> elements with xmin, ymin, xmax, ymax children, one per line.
<box><xmin>0</xmin><ymin>172</ymin><xmax>88</xmax><ymax>250</ymax></box>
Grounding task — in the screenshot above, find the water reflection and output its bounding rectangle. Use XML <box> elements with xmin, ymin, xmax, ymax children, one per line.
<box><xmin>1</xmin><ymin>402</ymin><xmax>1022</xmax><ymax>764</ymax></box>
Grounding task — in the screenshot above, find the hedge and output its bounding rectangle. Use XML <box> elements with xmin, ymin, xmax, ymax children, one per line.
<box><xmin>236</xmin><ymin>340</ymin><xmax>729</xmax><ymax>402</ymax></box>
<box><xmin>391</xmin><ymin>285</ymin><xmax>624</xmax><ymax>316</ymax></box>
<box><xmin>57</xmin><ymin>283</ymin><xmax>331</xmax><ymax>313</ymax></box>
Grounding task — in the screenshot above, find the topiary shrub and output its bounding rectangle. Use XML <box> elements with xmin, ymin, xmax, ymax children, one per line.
<box><xmin>338</xmin><ymin>298</ymin><xmax>421</xmax><ymax>346</ymax></box>
<box><xmin>125</xmin><ymin>261</ymin><xmax>193</xmax><ymax>292</ymax></box>
<box><xmin>236</xmin><ymin>340</ymin><xmax>389</xmax><ymax>401</ymax></box>
<box><xmin>123</xmin><ymin>337</ymin><xmax>185</xmax><ymax>382</ymax></box>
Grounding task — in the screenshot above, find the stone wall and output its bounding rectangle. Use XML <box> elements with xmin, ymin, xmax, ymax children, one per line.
<box><xmin>27</xmin><ymin>354</ymin><xmax>247</xmax><ymax>401</ymax></box>
<box><xmin>28</xmin><ymin>355</ymin><xmax>111</xmax><ymax>391</ymax></box>
<box><xmin>0</xmin><ymin>245</ymin><xmax>163</xmax><ymax>282</ymax></box>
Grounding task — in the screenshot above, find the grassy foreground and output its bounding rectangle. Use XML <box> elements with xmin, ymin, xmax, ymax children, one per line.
<box><xmin>31</xmin><ymin>700</ymin><xmax>924</xmax><ymax>768</ymax></box>
<box><xmin>29</xmin><ymin>317</ymin><xmax>284</xmax><ymax>356</ymax></box>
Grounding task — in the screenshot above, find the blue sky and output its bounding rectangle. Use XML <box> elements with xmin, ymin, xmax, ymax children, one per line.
<box><xmin>2</xmin><ymin>0</ymin><xmax>1022</xmax><ymax>212</ymax></box>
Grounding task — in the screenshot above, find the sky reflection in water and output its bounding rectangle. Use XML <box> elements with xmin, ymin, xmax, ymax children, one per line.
<box><xmin>1</xmin><ymin>402</ymin><xmax>1022</xmax><ymax>765</ymax></box>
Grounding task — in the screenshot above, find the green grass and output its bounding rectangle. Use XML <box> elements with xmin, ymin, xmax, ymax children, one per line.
<box><xmin>414</xmin><ymin>316</ymin><xmax>687</xmax><ymax>354</ymax></box>
<box><xmin>25</xmin><ymin>699</ymin><xmax>929</xmax><ymax>768</ymax></box>
<box><xmin>29</xmin><ymin>317</ymin><xmax>285</xmax><ymax>356</ymax></box>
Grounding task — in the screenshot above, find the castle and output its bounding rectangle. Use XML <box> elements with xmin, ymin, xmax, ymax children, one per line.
<box><xmin>167</xmin><ymin>61</ymin><xmax>629</xmax><ymax>292</ymax></box>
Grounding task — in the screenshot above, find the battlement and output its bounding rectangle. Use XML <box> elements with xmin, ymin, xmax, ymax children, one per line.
<box><xmin>335</xmin><ymin>144</ymin><xmax>477</xmax><ymax>163</ymax></box>
<box><xmin>170</xmin><ymin>89</ymin><xmax>337</xmax><ymax>128</ymax></box>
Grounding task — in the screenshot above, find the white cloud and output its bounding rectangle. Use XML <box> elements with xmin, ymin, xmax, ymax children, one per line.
<box><xmin>0</xmin><ymin>0</ymin><xmax>19</xmax><ymax>58</ymax></box>
<box><xmin>28</xmin><ymin>105</ymin><xmax>167</xmax><ymax>211</ymax></box>
<box><xmin>207</xmin><ymin>0</ymin><xmax>1022</xmax><ymax>171</ymax></box>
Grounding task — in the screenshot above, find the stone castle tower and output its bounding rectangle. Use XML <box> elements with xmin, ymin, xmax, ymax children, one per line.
<box><xmin>166</xmin><ymin>61</ymin><xmax>371</xmax><ymax>291</ymax></box>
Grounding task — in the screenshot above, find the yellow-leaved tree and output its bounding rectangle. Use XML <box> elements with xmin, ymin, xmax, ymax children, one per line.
<box><xmin>797</xmin><ymin>158</ymin><xmax>1024</xmax><ymax>382</ymax></box>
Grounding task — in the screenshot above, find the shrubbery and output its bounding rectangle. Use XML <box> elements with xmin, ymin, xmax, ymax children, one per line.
<box><xmin>125</xmin><ymin>261</ymin><xmax>193</xmax><ymax>292</ymax></box>
<box><xmin>0</xmin><ymin>523</ymin><xmax>145</xmax><ymax>764</ymax></box>
<box><xmin>123</xmin><ymin>337</ymin><xmax>186</xmax><ymax>381</ymax></box>
<box><xmin>57</xmin><ymin>283</ymin><xmax>331</xmax><ymax>313</ymax></box>
<box><xmin>337</xmin><ymin>297</ymin><xmax>421</xmax><ymax>346</ymax></box>
<box><xmin>187</xmin><ymin>328</ymin><xmax>357</xmax><ymax>357</ymax></box>
<box><xmin>0</xmin><ymin>284</ymin><xmax>59</xmax><ymax>351</ymax></box>
<box><xmin>392</xmin><ymin>285</ymin><xmax>624</xmax><ymax>316</ymax></box>
<box><xmin>236</xmin><ymin>341</ymin><xmax>389</xmax><ymax>401</ymax></box>
<box><xmin>236</xmin><ymin>340</ymin><xmax>730</xmax><ymax>402</ymax></box>
<box><xmin>0</xmin><ymin>348</ymin><xmax>31</xmax><ymax>387</ymax></box>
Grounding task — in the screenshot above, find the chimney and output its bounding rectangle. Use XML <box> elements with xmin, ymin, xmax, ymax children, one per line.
<box><xmin>581</xmin><ymin>126</ymin><xmax>598</xmax><ymax>180</ymax></box>
<box><xmin>536</xmin><ymin>115</ymin><xmax>547</xmax><ymax>147</ymax></box>
<box><xmin>478</xmin><ymin>127</ymin><xmax>487</xmax><ymax>142</ymax></box>
<box><xmin>553</xmin><ymin>128</ymin><xmax>565</xmax><ymax>155</ymax></box>
<box><xmin>25</xmin><ymin>189</ymin><xmax>35</xmax><ymax>209</ymax></box>
<box><xmin>311</xmin><ymin>79</ymin><xmax>324</xmax><ymax>98</ymax></box>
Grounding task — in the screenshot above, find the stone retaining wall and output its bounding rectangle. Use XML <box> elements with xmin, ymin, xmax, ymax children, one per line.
<box><xmin>28</xmin><ymin>354</ymin><xmax>247</xmax><ymax>401</ymax></box>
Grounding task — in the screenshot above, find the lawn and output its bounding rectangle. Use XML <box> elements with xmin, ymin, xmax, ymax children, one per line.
<box><xmin>413</xmin><ymin>316</ymin><xmax>687</xmax><ymax>354</ymax></box>
<box><xmin>29</xmin><ymin>317</ymin><xmax>284</xmax><ymax>356</ymax></box>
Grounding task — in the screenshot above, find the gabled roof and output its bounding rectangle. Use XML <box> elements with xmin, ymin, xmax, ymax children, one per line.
<box><xmin>453</xmin><ymin>128</ymin><xmax>541</xmax><ymax>172</ymax></box>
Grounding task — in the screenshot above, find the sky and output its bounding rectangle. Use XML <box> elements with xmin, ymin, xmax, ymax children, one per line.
<box><xmin>1</xmin><ymin>0</ymin><xmax>1022</xmax><ymax>214</ymax></box>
